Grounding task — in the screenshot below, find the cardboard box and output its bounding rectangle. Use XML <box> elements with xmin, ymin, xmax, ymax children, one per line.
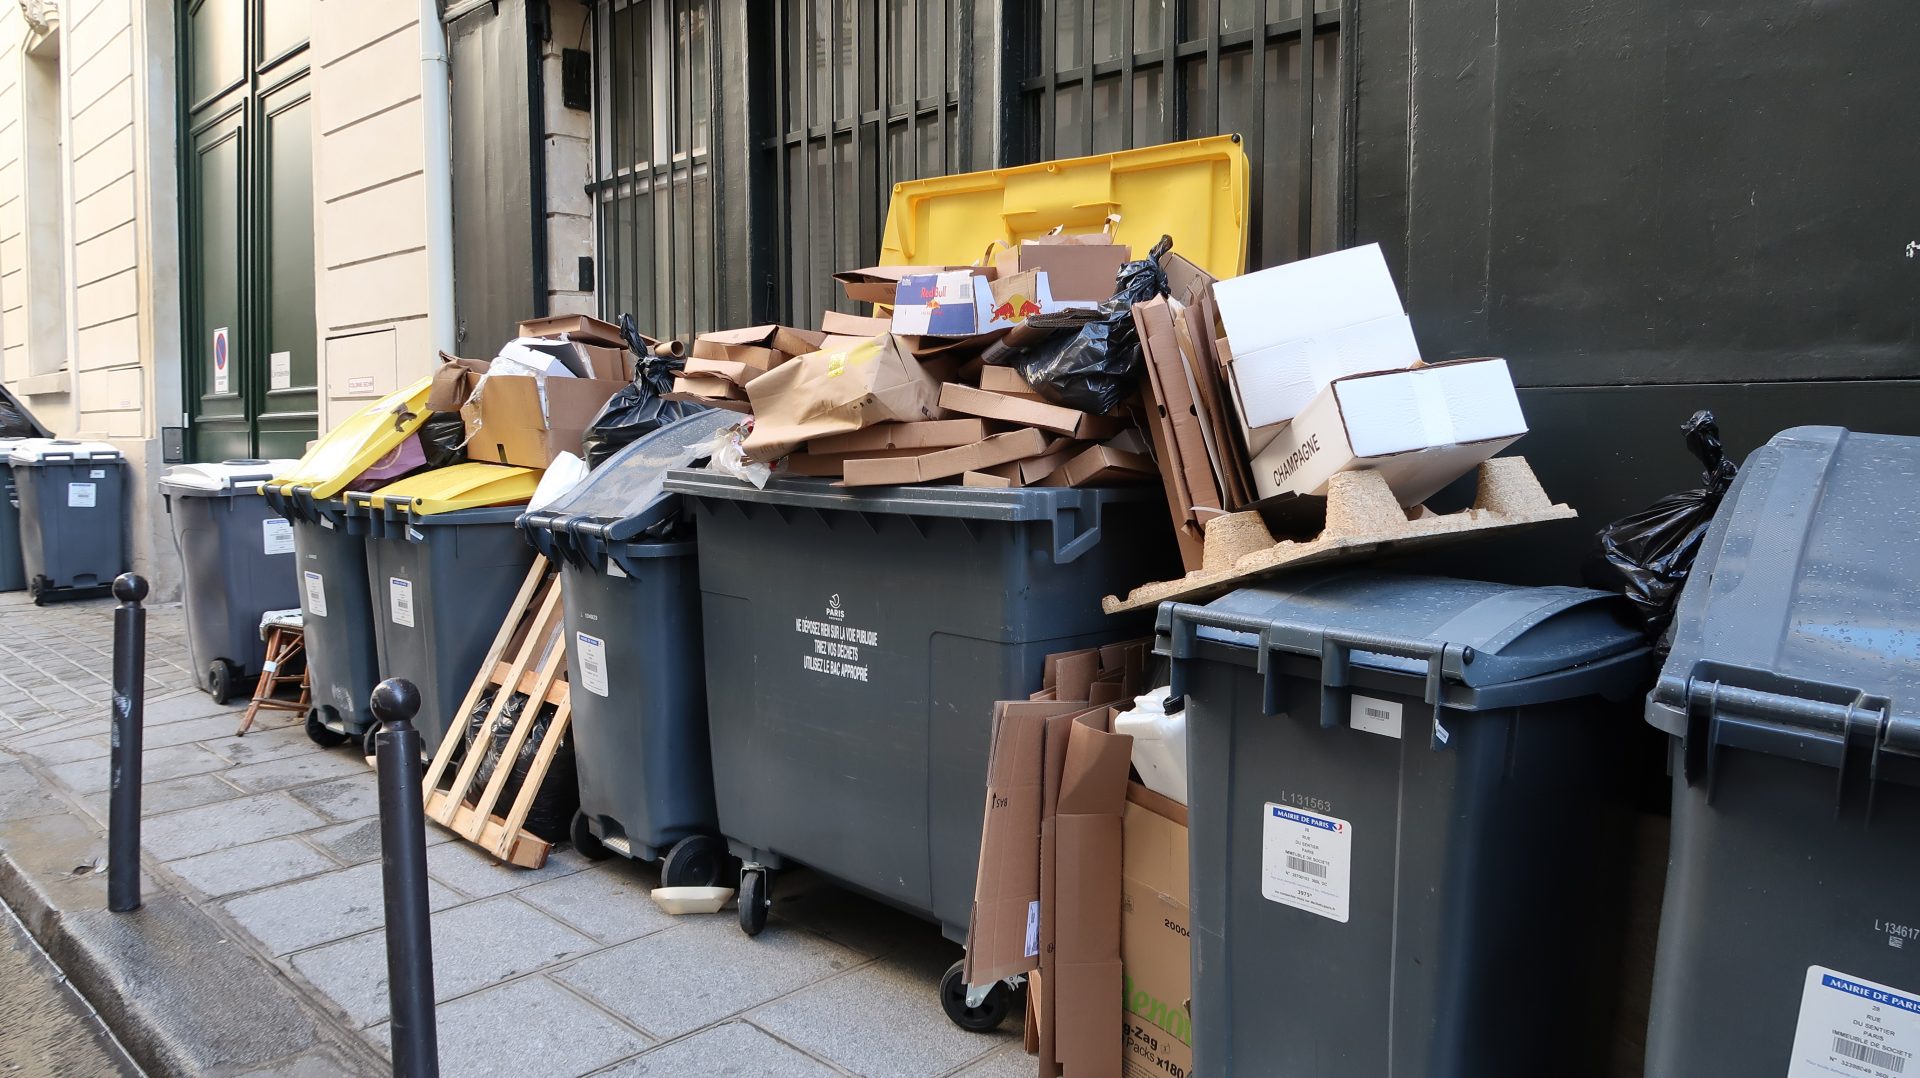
<box><xmin>841</xmin><ymin>428</ymin><xmax>1050</xmax><ymax>487</ymax></box>
<box><xmin>690</xmin><ymin>325</ymin><xmax>827</xmax><ymax>372</ymax></box>
<box><xmin>575</xmin><ymin>343</ymin><xmax>634</xmax><ymax>382</ymax></box>
<box><xmin>461</xmin><ymin>374</ymin><xmax>624</xmax><ymax>468</ymax></box>
<box><xmin>682</xmin><ymin>357</ymin><xmax>757</xmax><ymax>386</ymax></box>
<box><xmin>428</xmin><ymin>352</ymin><xmax>490</xmax><ymax>412</ymax></box>
<box><xmin>1041</xmin><ymin>444</ymin><xmax>1156</xmax><ymax>488</ymax></box>
<box><xmin>1121</xmin><ymin>784</ymin><xmax>1192</xmax><ymax>1078</ymax></box>
<box><xmin>938</xmin><ymin>383</ymin><xmax>1122</xmax><ymax>440</ymax></box>
<box><xmin>1213</xmin><ymin>243</ymin><xmax>1422</xmax><ymax>446</ymax></box>
<box><xmin>517</xmin><ymin>313</ymin><xmax>625</xmax><ymax>348</ymax></box>
<box><xmin>1251</xmin><ymin>357</ymin><xmax>1527</xmax><ymax>504</ymax></box>
<box><xmin>821</xmin><ymin>309</ymin><xmax>894</xmax><ymax>337</ymax></box>
<box><xmin>778</xmin><ymin>447</ymin><xmax>925</xmax><ymax>477</ymax></box>
<box><xmin>963</xmin><ymin>470</ymin><xmax>1016</xmax><ymax>488</ymax></box>
<box><xmin>891</xmin><ymin>270</ymin><xmax>1066</xmax><ymax>336</ymax></box>
<box><xmin>966</xmin><ymin>700</ymin><xmax>1080</xmax><ymax>986</ymax></box>
<box><xmin>834</xmin><ymin>265</ymin><xmax>977</xmax><ymax>305</ymax></box>
<box><xmin>979</xmin><ymin>441</ymin><xmax>1083</xmax><ymax>487</ymax></box>
<box><xmin>995</xmin><ymin>234</ymin><xmax>1130</xmax><ymax>305</ymax></box>
<box><xmin>978</xmin><ymin>364</ymin><xmax>1042</xmax><ymax>398</ymax></box>
<box><xmin>1135</xmin><ymin>297</ymin><xmax>1221</xmax><ymax>572</ymax></box>
<box><xmin>808</xmin><ymin>418</ymin><xmax>991</xmax><ymax>455</ymax></box>
<box><xmin>740</xmin><ymin>335</ymin><xmax>944</xmax><ymax>461</ymax></box>
<box><xmin>665</xmin><ymin>374</ymin><xmax>748</xmax><ymax>403</ymax></box>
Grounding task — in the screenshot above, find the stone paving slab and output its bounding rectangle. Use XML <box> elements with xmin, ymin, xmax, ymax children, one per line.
<box><xmin>222</xmin><ymin>861</ymin><xmax>463</xmax><ymax>956</ymax></box>
<box><xmin>366</xmin><ymin>975</ymin><xmax>653</xmax><ymax>1078</ymax></box>
<box><xmin>752</xmin><ymin>944</ymin><xmax>1004</xmax><ymax>1078</ymax></box>
<box><xmin>599</xmin><ymin>1021</ymin><xmax>843</xmax><ymax>1077</ymax></box>
<box><xmin>168</xmin><ymin>837</ymin><xmax>341</xmax><ymax>900</ymax></box>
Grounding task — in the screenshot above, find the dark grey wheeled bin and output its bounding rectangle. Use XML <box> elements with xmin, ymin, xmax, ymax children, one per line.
<box><xmin>8</xmin><ymin>440</ymin><xmax>127</xmax><ymax>604</ymax></box>
<box><xmin>1643</xmin><ymin>426</ymin><xmax>1920</xmax><ymax>1078</ymax></box>
<box><xmin>521</xmin><ymin>412</ymin><xmax>731</xmax><ymax>885</ymax></box>
<box><xmin>160</xmin><ymin>460</ymin><xmax>299</xmax><ymax>703</ymax></box>
<box><xmin>264</xmin><ymin>483</ymin><xmax>382</xmax><ymax>746</ymax></box>
<box><xmin>664</xmin><ymin>471</ymin><xmax>1173</xmax><ymax>965</ymax></box>
<box><xmin>1159</xmin><ymin>572</ymin><xmax>1651</xmax><ymax>1078</ymax></box>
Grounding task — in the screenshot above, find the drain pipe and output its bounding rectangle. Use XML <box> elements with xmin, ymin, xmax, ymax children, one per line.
<box><xmin>420</xmin><ymin>0</ymin><xmax>457</xmax><ymax>354</ymax></box>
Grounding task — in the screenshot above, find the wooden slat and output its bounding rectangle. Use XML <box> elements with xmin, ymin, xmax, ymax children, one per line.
<box><xmin>422</xmin><ymin>558</ymin><xmax>550</xmax><ymax>798</ymax></box>
<box><xmin>491</xmin><ymin>701</ymin><xmax>572</xmax><ymax>859</ymax></box>
<box><xmin>488</xmin><ymin>661</ymin><xmax>574</xmax><ymax>707</ymax></box>
<box><xmin>431</xmin><ymin>581</ymin><xmax>563</xmax><ymax>826</ymax></box>
<box><xmin>458</xmin><ymin>610</ymin><xmax>568</xmax><ymax>842</ymax></box>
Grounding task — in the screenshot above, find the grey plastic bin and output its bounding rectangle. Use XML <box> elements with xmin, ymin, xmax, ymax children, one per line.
<box><xmin>663</xmin><ymin>470</ymin><xmax>1175</xmax><ymax>946</ymax></box>
<box><xmin>520</xmin><ymin>412</ymin><xmax>731</xmax><ymax>884</ymax></box>
<box><xmin>160</xmin><ymin>460</ymin><xmax>300</xmax><ymax>703</ymax></box>
<box><xmin>352</xmin><ymin>499</ymin><xmax>535</xmax><ymax>755</ymax></box>
<box><xmin>264</xmin><ymin>484</ymin><xmax>381</xmax><ymax>744</ymax></box>
<box><xmin>1643</xmin><ymin>426</ymin><xmax>1920</xmax><ymax>1078</ymax></box>
<box><xmin>0</xmin><ymin>437</ymin><xmax>46</xmax><ymax>592</ymax></box>
<box><xmin>1159</xmin><ymin>572</ymin><xmax>1650</xmax><ymax>1078</ymax></box>
<box><xmin>8</xmin><ymin>440</ymin><xmax>127</xmax><ymax>604</ymax></box>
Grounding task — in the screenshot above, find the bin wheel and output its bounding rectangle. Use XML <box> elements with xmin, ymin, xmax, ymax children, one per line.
<box><xmin>661</xmin><ymin>834</ymin><xmax>727</xmax><ymax>888</ymax></box>
<box><xmin>304</xmin><ymin>708</ymin><xmax>350</xmax><ymax>748</ymax></box>
<box><xmin>738</xmin><ymin>868</ymin><xmax>770</xmax><ymax>937</ymax></box>
<box><xmin>28</xmin><ymin>575</ymin><xmax>47</xmax><ymax>606</ymax></box>
<box><xmin>571</xmin><ymin>811</ymin><xmax>610</xmax><ymax>861</ymax></box>
<box><xmin>361</xmin><ymin>721</ymin><xmax>384</xmax><ymax>761</ymax></box>
<box><xmin>208</xmin><ymin>660</ymin><xmax>240</xmax><ymax>705</ymax></box>
<box><xmin>940</xmin><ymin>959</ymin><xmax>1014</xmax><ymax>1032</ymax></box>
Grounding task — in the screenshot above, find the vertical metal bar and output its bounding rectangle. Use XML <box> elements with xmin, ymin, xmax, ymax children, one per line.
<box><xmin>1081</xmin><ymin>0</ymin><xmax>1095</xmax><ymax>152</ymax></box>
<box><xmin>1204</xmin><ymin>0</ymin><xmax>1220</xmax><ymax>133</ymax></box>
<box><xmin>877</xmin><ymin>0</ymin><xmax>891</xmax><ymax>240</ymax></box>
<box><xmin>773</xmin><ymin>0</ymin><xmax>790</xmax><ymax>322</ymax></box>
<box><xmin>937</xmin><ymin>0</ymin><xmax>949</xmax><ymax>175</ymax></box>
<box><xmin>631</xmin><ymin>0</ymin><xmax>648</xmax><ymax>324</ymax></box>
<box><xmin>1119</xmin><ymin>0</ymin><xmax>1135</xmax><ymax>147</ymax></box>
<box><xmin>373</xmin><ymin>678</ymin><xmax>439</xmax><ymax>1078</ymax></box>
<box><xmin>827</xmin><ymin>0</ymin><xmax>841</xmax><ymax>293</ymax></box>
<box><xmin>802</xmin><ymin>0</ymin><xmax>816</xmax><ymax>319</ymax></box>
<box><xmin>904</xmin><ymin>0</ymin><xmax>919</xmax><ymax>177</ymax></box>
<box><xmin>850</xmin><ymin>0</ymin><xmax>865</xmax><ymax>271</ymax></box>
<box><xmin>1295</xmin><ymin>4</ymin><xmax>1315</xmax><ymax>259</ymax></box>
<box><xmin>1249</xmin><ymin>1</ymin><xmax>1268</xmax><ymax>267</ymax></box>
<box><xmin>1041</xmin><ymin>0</ymin><xmax>1056</xmax><ymax>158</ymax></box>
<box><xmin>107</xmin><ymin>574</ymin><xmax>146</xmax><ymax>914</ymax></box>
<box><xmin>705</xmin><ymin>0</ymin><xmax>720</xmax><ymax>330</ymax></box>
<box><xmin>664</xmin><ymin>0</ymin><xmax>682</xmax><ymax>338</ymax></box>
<box><xmin>1162</xmin><ymin>0</ymin><xmax>1178</xmax><ymax>143</ymax></box>
<box><xmin>595</xmin><ymin>6</ymin><xmax>612</xmax><ymax>318</ymax></box>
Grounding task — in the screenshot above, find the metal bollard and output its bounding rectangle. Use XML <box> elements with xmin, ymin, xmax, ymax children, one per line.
<box><xmin>108</xmin><ymin>573</ymin><xmax>147</xmax><ymax>913</ymax></box>
<box><xmin>372</xmin><ymin>677</ymin><xmax>439</xmax><ymax>1078</ymax></box>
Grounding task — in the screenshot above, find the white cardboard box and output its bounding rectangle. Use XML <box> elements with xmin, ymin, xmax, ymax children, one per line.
<box><xmin>1213</xmin><ymin>244</ymin><xmax>1421</xmax><ymax>449</ymax></box>
<box><xmin>1251</xmin><ymin>358</ymin><xmax>1527</xmax><ymax>505</ymax></box>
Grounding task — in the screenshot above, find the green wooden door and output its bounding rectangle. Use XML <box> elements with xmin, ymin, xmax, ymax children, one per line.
<box><xmin>180</xmin><ymin>0</ymin><xmax>315</xmax><ymax>461</ymax></box>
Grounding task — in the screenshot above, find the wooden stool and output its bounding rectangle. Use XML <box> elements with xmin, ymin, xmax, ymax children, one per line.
<box><xmin>239</xmin><ymin>615</ymin><xmax>311</xmax><ymax>736</ymax></box>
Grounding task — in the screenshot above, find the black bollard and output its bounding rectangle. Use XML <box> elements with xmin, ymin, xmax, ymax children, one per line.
<box><xmin>372</xmin><ymin>678</ymin><xmax>439</xmax><ymax>1078</ymax></box>
<box><xmin>107</xmin><ymin>573</ymin><xmax>147</xmax><ymax>913</ymax></box>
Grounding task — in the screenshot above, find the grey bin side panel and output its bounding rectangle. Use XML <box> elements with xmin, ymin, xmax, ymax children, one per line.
<box><xmin>687</xmin><ymin>493</ymin><xmax>1171</xmax><ymax>939</ymax></box>
<box><xmin>167</xmin><ymin>492</ymin><xmax>301</xmax><ymax>684</ymax></box>
<box><xmin>12</xmin><ymin>460</ymin><xmax>127</xmax><ymax>590</ymax></box>
<box><xmin>0</xmin><ymin>465</ymin><xmax>24</xmax><ymax>591</ymax></box>
<box><xmin>561</xmin><ymin>553</ymin><xmax>717</xmax><ymax>858</ymax></box>
<box><xmin>291</xmin><ymin>517</ymin><xmax>381</xmax><ymax>731</ymax></box>
<box><xmin>364</xmin><ymin>516</ymin><xmax>534</xmax><ymax>752</ymax></box>
<box><xmin>1185</xmin><ymin>652</ymin><xmax>1639</xmax><ymax>1078</ymax></box>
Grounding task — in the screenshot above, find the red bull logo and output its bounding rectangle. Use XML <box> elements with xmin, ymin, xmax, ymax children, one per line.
<box><xmin>991</xmin><ymin>294</ymin><xmax>1043</xmax><ymax>323</ymax></box>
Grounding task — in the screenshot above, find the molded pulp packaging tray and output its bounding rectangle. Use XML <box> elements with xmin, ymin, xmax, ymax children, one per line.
<box><xmin>662</xmin><ymin>470</ymin><xmax>1175</xmax><ymax>940</ymax></box>
<box><xmin>1158</xmin><ymin>572</ymin><xmax>1650</xmax><ymax>1077</ymax></box>
<box><xmin>1642</xmin><ymin>426</ymin><xmax>1920</xmax><ymax>1077</ymax></box>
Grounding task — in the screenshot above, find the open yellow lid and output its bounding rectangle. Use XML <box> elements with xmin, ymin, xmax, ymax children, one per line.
<box><xmin>267</xmin><ymin>378</ymin><xmax>434</xmax><ymax>500</ymax></box>
<box><xmin>877</xmin><ymin>135</ymin><xmax>1250</xmax><ymax>282</ymax></box>
<box><xmin>350</xmin><ymin>461</ymin><xmax>540</xmax><ymax>516</ymax></box>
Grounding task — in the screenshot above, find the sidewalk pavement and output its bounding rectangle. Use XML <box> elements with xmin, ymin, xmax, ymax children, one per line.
<box><xmin>0</xmin><ymin>592</ymin><xmax>1028</xmax><ymax>1077</ymax></box>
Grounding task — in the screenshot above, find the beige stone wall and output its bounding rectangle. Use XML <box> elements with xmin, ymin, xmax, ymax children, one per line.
<box><xmin>542</xmin><ymin>0</ymin><xmax>595</xmax><ymax>318</ymax></box>
<box><xmin>310</xmin><ymin>0</ymin><xmax>437</xmax><ymax>428</ymax></box>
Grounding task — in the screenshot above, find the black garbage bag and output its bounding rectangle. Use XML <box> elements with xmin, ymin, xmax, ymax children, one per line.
<box><xmin>0</xmin><ymin>383</ymin><xmax>50</xmax><ymax>438</ymax></box>
<box><xmin>419</xmin><ymin>412</ymin><xmax>466</xmax><ymax>469</ymax></box>
<box><xmin>1585</xmin><ymin>410</ymin><xmax>1738</xmax><ymax>641</ymax></box>
<box><xmin>1007</xmin><ymin>234</ymin><xmax>1173</xmax><ymax>415</ymax></box>
<box><xmin>581</xmin><ymin>313</ymin><xmax>703</xmax><ymax>469</ymax></box>
<box><xmin>447</xmin><ymin>687</ymin><xmax>578</xmax><ymax>843</ymax></box>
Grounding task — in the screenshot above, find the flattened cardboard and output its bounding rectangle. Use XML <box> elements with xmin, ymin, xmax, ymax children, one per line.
<box><xmin>938</xmin><ymin>383</ymin><xmax>1123</xmax><ymax>440</ymax></box>
<box><xmin>1040</xmin><ymin>444</ymin><xmax>1156</xmax><ymax>488</ymax></box>
<box><xmin>995</xmin><ymin>237</ymin><xmax>1130</xmax><ymax>305</ymax></box>
<box><xmin>691</xmin><ymin>325</ymin><xmax>827</xmax><ymax>371</ymax></box>
<box><xmin>892</xmin><ymin>271</ymin><xmax>1062</xmax><ymax>336</ymax></box>
<box><xmin>1136</xmin><ymin>297</ymin><xmax>1221</xmax><ymax>572</ymax></box>
<box><xmin>963</xmin><ymin>470</ymin><xmax>1016</xmax><ymax>488</ymax></box>
<box><xmin>978</xmin><ymin>364</ymin><xmax>1042</xmax><ymax>398</ymax></box>
<box><xmin>517</xmin><ymin>313</ymin><xmax>624</xmax><ymax>348</ymax></box>
<box><xmin>841</xmin><ymin>428</ymin><xmax>1049</xmax><ymax>487</ymax></box>
<box><xmin>980</xmin><ymin>441</ymin><xmax>1083</xmax><ymax>486</ymax></box>
<box><xmin>462</xmin><ymin>374</ymin><xmax>623</xmax><ymax>468</ymax></box>
<box><xmin>682</xmin><ymin>357</ymin><xmax>757</xmax><ymax>386</ymax></box>
<box><xmin>741</xmin><ymin>335</ymin><xmax>944</xmax><ymax>461</ymax></box>
<box><xmin>808</xmin><ymin>418</ymin><xmax>991</xmax><ymax>454</ymax></box>
<box><xmin>834</xmin><ymin>264</ymin><xmax>976</xmax><ymax>305</ymax></box>
<box><xmin>820</xmin><ymin>309</ymin><xmax>894</xmax><ymax>337</ymax></box>
<box><xmin>1041</xmin><ymin>710</ymin><xmax>1133</xmax><ymax>1078</ymax></box>
<box><xmin>1121</xmin><ymin>785</ymin><xmax>1192</xmax><ymax>1078</ymax></box>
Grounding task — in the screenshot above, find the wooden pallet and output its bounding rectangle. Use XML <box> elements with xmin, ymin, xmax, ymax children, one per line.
<box><xmin>1102</xmin><ymin>457</ymin><xmax>1577</xmax><ymax>613</ymax></box>
<box><xmin>421</xmin><ymin>558</ymin><xmax>571</xmax><ymax>869</ymax></box>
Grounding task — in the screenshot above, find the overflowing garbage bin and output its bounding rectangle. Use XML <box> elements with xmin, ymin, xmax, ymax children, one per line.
<box><xmin>662</xmin><ymin>471</ymin><xmax>1174</xmax><ymax>942</ymax></box>
<box><xmin>346</xmin><ymin>462</ymin><xmax>539</xmax><ymax>755</ymax></box>
<box><xmin>265</xmin><ymin>379</ymin><xmax>432</xmax><ymax>746</ymax></box>
<box><xmin>0</xmin><ymin>437</ymin><xmax>49</xmax><ymax>592</ymax></box>
<box><xmin>1158</xmin><ymin>572</ymin><xmax>1650</xmax><ymax>1077</ymax></box>
<box><xmin>520</xmin><ymin>410</ymin><xmax>733</xmax><ymax>884</ymax></box>
<box><xmin>8</xmin><ymin>440</ymin><xmax>127</xmax><ymax>604</ymax></box>
<box><xmin>1642</xmin><ymin>426</ymin><xmax>1920</xmax><ymax>1078</ymax></box>
<box><xmin>160</xmin><ymin>459</ymin><xmax>299</xmax><ymax>702</ymax></box>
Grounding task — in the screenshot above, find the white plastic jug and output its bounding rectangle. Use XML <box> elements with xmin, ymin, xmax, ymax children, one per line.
<box><xmin>1114</xmin><ymin>686</ymin><xmax>1187</xmax><ymax>805</ymax></box>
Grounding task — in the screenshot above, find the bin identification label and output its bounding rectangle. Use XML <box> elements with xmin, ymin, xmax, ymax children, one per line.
<box><xmin>88</xmin><ymin>469</ymin><xmax>105</xmax><ymax>479</ymax></box>
<box><xmin>1789</xmin><ymin>966</ymin><xmax>1920</xmax><ymax>1078</ymax></box>
<box><xmin>1262</xmin><ymin>803</ymin><xmax>1351</xmax><ymax>923</ymax></box>
<box><xmin>794</xmin><ymin>596</ymin><xmax>878</xmax><ymax>683</ymax></box>
<box><xmin>388</xmin><ymin>578</ymin><xmax>414</xmax><ymax>627</ymax></box>
<box><xmin>605</xmin><ymin>559</ymin><xmax>626</xmax><ymax>579</ymax></box>
<box><xmin>67</xmin><ymin>482</ymin><xmax>96</xmax><ymax>508</ymax></box>
<box><xmin>303</xmin><ymin>571</ymin><xmax>327</xmax><ymax>617</ymax></box>
<box><xmin>1349</xmin><ymin>695</ymin><xmax>1403</xmax><ymax>739</ymax></box>
<box><xmin>262</xmin><ymin>518</ymin><xmax>294</xmax><ymax>555</ymax></box>
<box><xmin>576</xmin><ymin>632</ymin><xmax>609</xmax><ymax>697</ymax></box>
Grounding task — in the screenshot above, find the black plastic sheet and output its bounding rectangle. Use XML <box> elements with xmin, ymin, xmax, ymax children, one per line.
<box><xmin>581</xmin><ymin>313</ymin><xmax>704</xmax><ymax>469</ymax></box>
<box><xmin>1007</xmin><ymin>235</ymin><xmax>1174</xmax><ymax>415</ymax></box>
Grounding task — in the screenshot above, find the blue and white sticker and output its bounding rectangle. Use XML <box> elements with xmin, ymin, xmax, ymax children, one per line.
<box><xmin>576</xmin><ymin>632</ymin><xmax>609</xmax><ymax>698</ymax></box>
<box><xmin>303</xmin><ymin>571</ymin><xmax>327</xmax><ymax>617</ymax></box>
<box><xmin>1262</xmin><ymin>803</ymin><xmax>1352</xmax><ymax>923</ymax></box>
<box><xmin>262</xmin><ymin>518</ymin><xmax>294</xmax><ymax>556</ymax></box>
<box><xmin>1789</xmin><ymin>966</ymin><xmax>1920</xmax><ymax>1077</ymax></box>
<box><xmin>388</xmin><ymin>577</ymin><xmax>414</xmax><ymax>628</ymax></box>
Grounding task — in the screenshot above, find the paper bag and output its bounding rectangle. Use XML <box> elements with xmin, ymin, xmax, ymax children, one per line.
<box><xmin>741</xmin><ymin>334</ymin><xmax>943</xmax><ymax>461</ymax></box>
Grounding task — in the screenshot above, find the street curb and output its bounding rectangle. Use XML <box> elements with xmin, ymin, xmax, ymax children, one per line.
<box><xmin>0</xmin><ymin>756</ymin><xmax>387</xmax><ymax>1078</ymax></box>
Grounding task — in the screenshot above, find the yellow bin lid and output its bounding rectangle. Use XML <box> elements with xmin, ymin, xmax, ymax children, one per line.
<box><xmin>267</xmin><ymin>378</ymin><xmax>435</xmax><ymax>500</ymax></box>
<box><xmin>349</xmin><ymin>462</ymin><xmax>540</xmax><ymax>517</ymax></box>
<box><xmin>877</xmin><ymin>135</ymin><xmax>1250</xmax><ymax>282</ymax></box>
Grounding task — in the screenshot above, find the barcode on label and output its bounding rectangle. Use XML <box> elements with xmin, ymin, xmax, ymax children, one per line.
<box><xmin>1834</xmin><ymin>1036</ymin><xmax>1907</xmax><ymax>1073</ymax></box>
<box><xmin>1365</xmin><ymin>707</ymin><xmax>1390</xmax><ymax>720</ymax></box>
<box><xmin>1285</xmin><ymin>854</ymin><xmax>1328</xmax><ymax>879</ymax></box>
